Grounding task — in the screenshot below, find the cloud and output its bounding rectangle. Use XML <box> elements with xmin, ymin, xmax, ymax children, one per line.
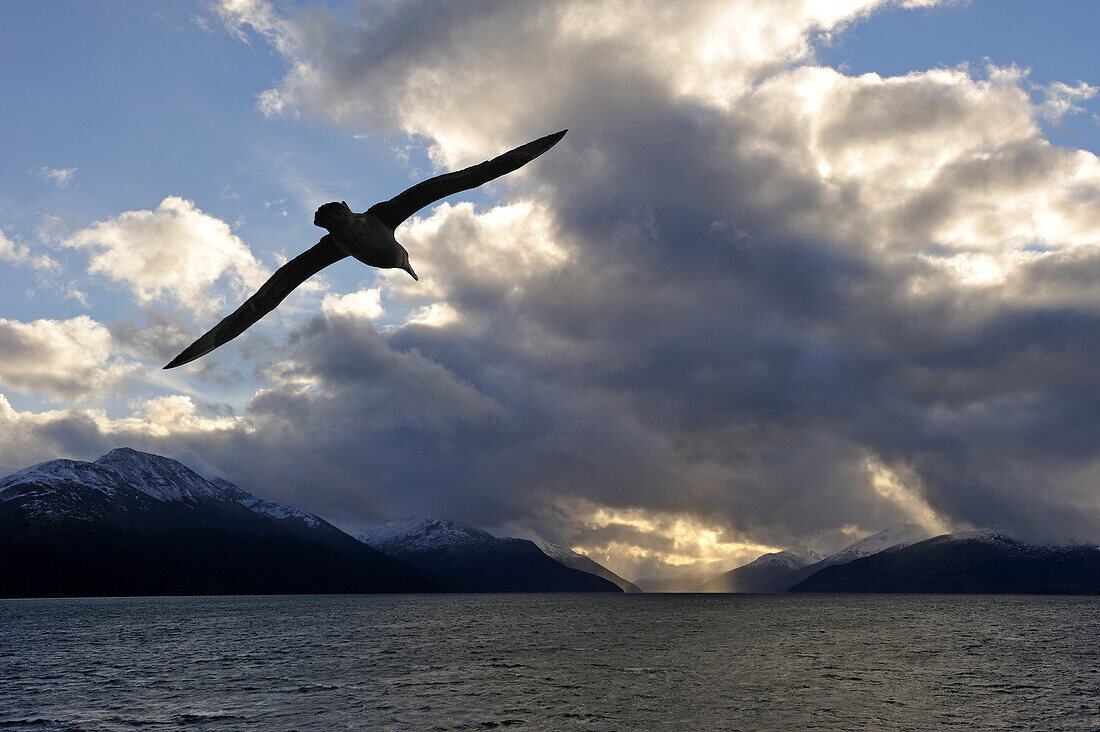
<box><xmin>0</xmin><ymin>316</ymin><xmax>137</xmax><ymax>400</ymax></box>
<box><xmin>0</xmin><ymin>312</ymin><xmax>508</xmax><ymax>521</ymax></box>
<box><xmin>212</xmin><ymin>0</ymin><xmax>297</xmax><ymax>56</ymax></box>
<box><xmin>233</xmin><ymin>0</ymin><xmax>931</xmax><ymax>162</ymax></box>
<box><xmin>1038</xmin><ymin>80</ymin><xmax>1098</xmax><ymax>122</ymax></box>
<box><xmin>0</xmin><ymin>229</ymin><xmax>60</xmax><ymax>273</ymax></box>
<box><xmin>546</xmin><ymin>498</ymin><xmax>783</xmax><ymax>578</ymax></box>
<box><xmin>322</xmin><ymin>288</ymin><xmax>383</xmax><ymax>319</ymax></box>
<box><xmin>36</xmin><ymin>166</ymin><xmax>77</xmax><ymax>188</ymax></box>
<box><xmin>23</xmin><ymin>0</ymin><xmax>1090</xmax><ymax>575</ymax></box>
<box><xmin>64</xmin><ymin>196</ymin><xmax>268</xmax><ymax>318</ymax></box>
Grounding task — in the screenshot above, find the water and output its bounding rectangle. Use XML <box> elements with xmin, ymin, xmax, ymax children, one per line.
<box><xmin>1</xmin><ymin>594</ymin><xmax>1098</xmax><ymax>730</ymax></box>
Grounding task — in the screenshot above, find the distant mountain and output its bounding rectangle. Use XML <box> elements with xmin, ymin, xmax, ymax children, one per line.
<box><xmin>535</xmin><ymin>539</ymin><xmax>642</xmax><ymax>592</ymax></box>
<box><xmin>790</xmin><ymin>532</ymin><xmax>1100</xmax><ymax>594</ymax></box>
<box><xmin>636</xmin><ymin>558</ymin><xmax>743</xmax><ymax>592</ymax></box>
<box><xmin>696</xmin><ymin>551</ymin><xmax>815</xmax><ymax>593</ymax></box>
<box><xmin>641</xmin><ymin>524</ymin><xmax>930</xmax><ymax>593</ymax></box>
<box><xmin>0</xmin><ymin>448</ymin><xmax>441</xmax><ymax>597</ymax></box>
<box><xmin>356</xmin><ymin>519</ymin><xmax>621</xmax><ymax>593</ymax></box>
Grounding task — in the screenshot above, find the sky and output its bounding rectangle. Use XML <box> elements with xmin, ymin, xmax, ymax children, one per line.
<box><xmin>3</xmin><ymin>0</ymin><xmax>1100</xmax><ymax>580</ymax></box>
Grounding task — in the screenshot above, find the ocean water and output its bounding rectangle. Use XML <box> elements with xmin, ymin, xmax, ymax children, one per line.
<box><xmin>1</xmin><ymin>594</ymin><xmax>1098</xmax><ymax>730</ymax></box>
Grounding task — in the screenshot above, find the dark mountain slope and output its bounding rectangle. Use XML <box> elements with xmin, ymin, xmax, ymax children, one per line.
<box><xmin>790</xmin><ymin>533</ymin><xmax>1100</xmax><ymax>594</ymax></box>
<box><xmin>357</xmin><ymin>519</ymin><xmax>621</xmax><ymax>593</ymax></box>
<box><xmin>0</xmin><ymin>448</ymin><xmax>440</xmax><ymax>597</ymax></box>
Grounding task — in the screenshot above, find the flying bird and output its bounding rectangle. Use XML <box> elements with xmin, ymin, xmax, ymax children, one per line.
<box><xmin>164</xmin><ymin>129</ymin><xmax>567</xmax><ymax>369</ymax></box>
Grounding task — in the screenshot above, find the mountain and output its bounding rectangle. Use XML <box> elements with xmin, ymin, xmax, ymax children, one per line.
<box><xmin>640</xmin><ymin>524</ymin><xmax>929</xmax><ymax>593</ymax></box>
<box><xmin>696</xmin><ymin>551</ymin><xmax>815</xmax><ymax>593</ymax></box>
<box><xmin>535</xmin><ymin>539</ymin><xmax>642</xmax><ymax>592</ymax></box>
<box><xmin>636</xmin><ymin>558</ymin><xmax>744</xmax><ymax>592</ymax></box>
<box><xmin>356</xmin><ymin>519</ymin><xmax>622</xmax><ymax>593</ymax></box>
<box><xmin>773</xmin><ymin>523</ymin><xmax>933</xmax><ymax>591</ymax></box>
<box><xmin>790</xmin><ymin>532</ymin><xmax>1100</xmax><ymax>594</ymax></box>
<box><xmin>0</xmin><ymin>447</ymin><xmax>441</xmax><ymax>597</ymax></box>
<box><xmin>822</xmin><ymin>523</ymin><xmax>931</xmax><ymax>565</ymax></box>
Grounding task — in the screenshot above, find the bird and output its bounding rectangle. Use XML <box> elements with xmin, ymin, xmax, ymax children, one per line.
<box><xmin>164</xmin><ymin>129</ymin><xmax>567</xmax><ymax>369</ymax></box>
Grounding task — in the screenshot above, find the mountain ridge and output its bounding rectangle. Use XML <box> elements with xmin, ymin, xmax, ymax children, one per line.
<box><xmin>0</xmin><ymin>447</ymin><xmax>441</xmax><ymax>597</ymax></box>
<box><xmin>356</xmin><ymin>518</ymin><xmax>622</xmax><ymax>593</ymax></box>
<box><xmin>696</xmin><ymin>550</ymin><xmax>816</xmax><ymax>593</ymax></box>
<box><xmin>790</xmin><ymin>532</ymin><xmax>1100</xmax><ymax>594</ymax></box>
<box><xmin>534</xmin><ymin>539</ymin><xmax>642</xmax><ymax>593</ymax></box>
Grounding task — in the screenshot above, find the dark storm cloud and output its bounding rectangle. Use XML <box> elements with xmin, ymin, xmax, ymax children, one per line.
<box><xmin>185</xmin><ymin>0</ymin><xmax>1100</xmax><ymax>554</ymax></box>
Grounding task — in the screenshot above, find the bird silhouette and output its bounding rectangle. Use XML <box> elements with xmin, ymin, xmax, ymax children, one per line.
<box><xmin>164</xmin><ymin>129</ymin><xmax>567</xmax><ymax>369</ymax></box>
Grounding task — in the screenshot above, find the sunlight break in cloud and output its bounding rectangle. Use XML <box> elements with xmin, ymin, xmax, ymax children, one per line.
<box><xmin>547</xmin><ymin>499</ymin><xmax>781</xmax><ymax>579</ymax></box>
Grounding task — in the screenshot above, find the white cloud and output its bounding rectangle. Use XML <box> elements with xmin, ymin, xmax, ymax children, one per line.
<box><xmin>225</xmin><ymin>0</ymin><xmax>951</xmax><ymax>166</ymax></box>
<box><xmin>64</xmin><ymin>196</ymin><xmax>268</xmax><ymax>318</ymax></box>
<box><xmin>115</xmin><ymin>394</ymin><xmax>245</xmax><ymax>437</ymax></box>
<box><xmin>212</xmin><ymin>0</ymin><xmax>297</xmax><ymax>55</ymax></box>
<box><xmin>263</xmin><ymin>197</ymin><xmax>287</xmax><ymax>216</ymax></box>
<box><xmin>404</xmin><ymin>302</ymin><xmax>462</xmax><ymax>329</ymax></box>
<box><xmin>1039</xmin><ymin>80</ymin><xmax>1098</xmax><ymax>122</ymax></box>
<box><xmin>390</xmin><ymin>200</ymin><xmax>569</xmax><ymax>297</ymax></box>
<box><xmin>322</xmin><ymin>288</ymin><xmax>384</xmax><ymax>320</ymax></box>
<box><xmin>36</xmin><ymin>166</ymin><xmax>77</xmax><ymax>188</ymax></box>
<box><xmin>730</xmin><ymin>63</ymin><xmax>1100</xmax><ymax>304</ymax></box>
<box><xmin>0</xmin><ymin>391</ymin><xmax>245</xmax><ymax>477</ymax></box>
<box><xmin>0</xmin><ymin>316</ymin><xmax>137</xmax><ymax>400</ymax></box>
<box><xmin>0</xmin><ymin>229</ymin><xmax>59</xmax><ymax>273</ymax></box>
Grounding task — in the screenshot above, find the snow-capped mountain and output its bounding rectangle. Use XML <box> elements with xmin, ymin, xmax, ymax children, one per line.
<box><xmin>534</xmin><ymin>539</ymin><xmax>642</xmax><ymax>593</ymax></box>
<box><xmin>358</xmin><ymin>518</ymin><xmax>497</xmax><ymax>552</ymax></box>
<box><xmin>0</xmin><ymin>448</ymin><xmax>441</xmax><ymax>597</ymax></box>
<box><xmin>749</xmin><ymin>524</ymin><xmax>934</xmax><ymax>592</ymax></box>
<box><xmin>356</xmin><ymin>519</ymin><xmax>621</xmax><ymax>593</ymax></box>
<box><xmin>790</xmin><ymin>532</ymin><xmax>1100</xmax><ymax>593</ymax></box>
<box><xmin>822</xmin><ymin>523</ymin><xmax>931</xmax><ymax>565</ymax></box>
<box><xmin>1</xmin><ymin>447</ymin><xmax>323</xmax><ymax>529</ymax></box>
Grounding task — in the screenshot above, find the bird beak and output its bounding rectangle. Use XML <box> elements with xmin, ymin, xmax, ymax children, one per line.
<box><xmin>404</xmin><ymin>264</ymin><xmax>419</xmax><ymax>281</ymax></box>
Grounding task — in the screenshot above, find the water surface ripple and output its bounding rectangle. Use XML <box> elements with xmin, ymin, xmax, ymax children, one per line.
<box><xmin>1</xmin><ymin>594</ymin><xmax>1098</xmax><ymax>729</ymax></box>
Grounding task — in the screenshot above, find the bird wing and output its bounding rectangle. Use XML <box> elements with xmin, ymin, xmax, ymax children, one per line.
<box><xmin>164</xmin><ymin>236</ymin><xmax>347</xmax><ymax>369</ymax></box>
<box><xmin>367</xmin><ymin>129</ymin><xmax>567</xmax><ymax>229</ymax></box>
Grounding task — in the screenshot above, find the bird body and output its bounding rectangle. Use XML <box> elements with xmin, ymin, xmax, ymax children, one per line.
<box><xmin>314</xmin><ymin>201</ymin><xmax>417</xmax><ymax>280</ymax></box>
<box><xmin>164</xmin><ymin>129</ymin><xmax>566</xmax><ymax>369</ymax></box>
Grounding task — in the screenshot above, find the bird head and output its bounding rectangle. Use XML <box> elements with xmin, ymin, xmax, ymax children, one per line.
<box><xmin>314</xmin><ymin>201</ymin><xmax>353</xmax><ymax>230</ymax></box>
<box><xmin>396</xmin><ymin>245</ymin><xmax>418</xmax><ymax>281</ymax></box>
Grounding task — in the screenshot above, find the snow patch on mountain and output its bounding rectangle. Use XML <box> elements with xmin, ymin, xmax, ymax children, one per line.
<box><xmin>947</xmin><ymin>529</ymin><xmax>1015</xmax><ymax>544</ymax></box>
<box><xmin>745</xmin><ymin>550</ymin><xmax>814</xmax><ymax>572</ymax></box>
<box><xmin>0</xmin><ymin>447</ymin><xmax>325</xmax><ymax>529</ymax></box>
<box><xmin>534</xmin><ymin>539</ymin><xmax>582</xmax><ymax>563</ymax></box>
<box><xmin>825</xmin><ymin>523</ymin><xmax>931</xmax><ymax>565</ymax></box>
<box><xmin>2</xmin><ymin>448</ymin><xmax>219</xmax><ymax>504</ymax></box>
<box><xmin>356</xmin><ymin>518</ymin><xmax>496</xmax><ymax>552</ymax></box>
<box><xmin>209</xmin><ymin>478</ymin><xmax>322</xmax><ymax>528</ymax></box>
